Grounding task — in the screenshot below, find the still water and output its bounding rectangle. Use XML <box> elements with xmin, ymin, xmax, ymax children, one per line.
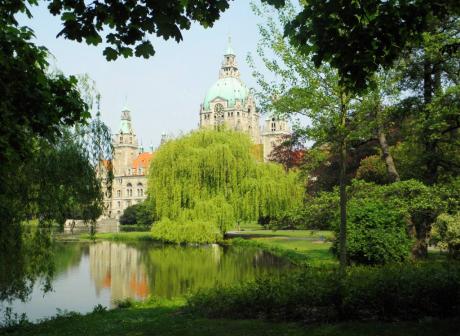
<box><xmin>1</xmin><ymin>241</ymin><xmax>291</xmax><ymax>321</ymax></box>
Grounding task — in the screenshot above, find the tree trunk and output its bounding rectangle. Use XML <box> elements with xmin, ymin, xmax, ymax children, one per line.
<box><xmin>377</xmin><ymin>126</ymin><xmax>400</xmax><ymax>182</ymax></box>
<box><xmin>338</xmin><ymin>93</ymin><xmax>347</xmax><ymax>275</ymax></box>
<box><xmin>423</xmin><ymin>55</ymin><xmax>438</xmax><ymax>185</ymax></box>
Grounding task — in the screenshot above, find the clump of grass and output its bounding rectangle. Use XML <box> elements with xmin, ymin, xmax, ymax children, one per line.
<box><xmin>113</xmin><ymin>298</ymin><xmax>134</xmax><ymax>309</ymax></box>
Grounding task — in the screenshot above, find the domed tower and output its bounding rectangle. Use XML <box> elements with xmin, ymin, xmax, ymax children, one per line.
<box><xmin>200</xmin><ymin>38</ymin><xmax>260</xmax><ymax>143</ymax></box>
<box><xmin>113</xmin><ymin>106</ymin><xmax>139</xmax><ymax>176</ymax></box>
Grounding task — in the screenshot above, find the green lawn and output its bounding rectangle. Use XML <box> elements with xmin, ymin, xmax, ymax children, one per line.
<box><xmin>232</xmin><ymin>229</ymin><xmax>334</xmax><ymax>240</ymax></box>
<box><xmin>254</xmin><ymin>237</ymin><xmax>336</xmax><ymax>266</ymax></box>
<box><xmin>228</xmin><ymin>228</ymin><xmax>336</xmax><ymax>266</ymax></box>
<box><xmin>4</xmin><ymin>299</ymin><xmax>458</xmax><ymax>336</ymax></box>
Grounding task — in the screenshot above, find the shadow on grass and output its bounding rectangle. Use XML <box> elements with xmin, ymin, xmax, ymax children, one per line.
<box><xmin>3</xmin><ymin>303</ymin><xmax>459</xmax><ymax>336</ymax></box>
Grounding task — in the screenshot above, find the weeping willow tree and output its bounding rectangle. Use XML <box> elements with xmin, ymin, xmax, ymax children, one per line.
<box><xmin>148</xmin><ymin>129</ymin><xmax>302</xmax><ymax>243</ymax></box>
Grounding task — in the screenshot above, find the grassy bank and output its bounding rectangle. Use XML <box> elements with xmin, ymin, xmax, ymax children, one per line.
<box><xmin>79</xmin><ymin>231</ymin><xmax>156</xmax><ymax>242</ymax></box>
<box><xmin>228</xmin><ymin>229</ymin><xmax>336</xmax><ymax>266</ymax></box>
<box><xmin>3</xmin><ymin>299</ymin><xmax>459</xmax><ymax>336</ymax></box>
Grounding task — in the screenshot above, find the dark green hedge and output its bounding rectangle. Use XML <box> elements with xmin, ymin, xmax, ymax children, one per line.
<box><xmin>187</xmin><ymin>262</ymin><xmax>460</xmax><ymax>322</ymax></box>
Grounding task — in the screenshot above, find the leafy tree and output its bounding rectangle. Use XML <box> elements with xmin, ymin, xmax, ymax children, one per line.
<box><xmin>6</xmin><ymin>0</ymin><xmax>283</xmax><ymax>61</ymax></box>
<box><xmin>392</xmin><ymin>17</ymin><xmax>460</xmax><ymax>184</ymax></box>
<box><xmin>119</xmin><ymin>205</ymin><xmax>137</xmax><ymax>225</ymax></box>
<box><xmin>249</xmin><ymin>1</ymin><xmax>371</xmax><ymax>271</ymax></box>
<box><xmin>303</xmin><ymin>141</ymin><xmax>380</xmax><ymax>195</ymax></box>
<box><xmin>119</xmin><ymin>203</ymin><xmax>153</xmax><ymax>226</ymax></box>
<box><xmin>282</xmin><ymin>0</ymin><xmax>460</xmax><ymax>92</ymax></box>
<box><xmin>148</xmin><ymin>129</ymin><xmax>302</xmax><ymax>243</ymax></box>
<box><xmin>267</xmin><ymin>131</ymin><xmax>305</xmax><ymax>171</ymax></box>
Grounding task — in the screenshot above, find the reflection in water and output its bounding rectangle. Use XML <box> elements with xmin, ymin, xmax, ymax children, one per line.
<box><xmin>1</xmin><ymin>241</ymin><xmax>292</xmax><ymax>321</ymax></box>
<box><xmin>90</xmin><ymin>242</ymin><xmax>150</xmax><ymax>301</ymax></box>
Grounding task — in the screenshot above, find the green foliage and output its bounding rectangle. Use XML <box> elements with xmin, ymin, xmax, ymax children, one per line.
<box><xmin>303</xmin><ymin>191</ymin><xmax>340</xmax><ymax>230</ymax></box>
<box><xmin>148</xmin><ymin>129</ymin><xmax>302</xmax><ymax>243</ymax></box>
<box><xmin>119</xmin><ymin>203</ymin><xmax>153</xmax><ymax>226</ymax></box>
<box><xmin>283</xmin><ymin>0</ymin><xmax>459</xmax><ymax>92</ymax></box>
<box><xmin>119</xmin><ymin>206</ymin><xmax>137</xmax><ymax>225</ymax></box>
<box><xmin>271</xmin><ymin>190</ymin><xmax>339</xmax><ymax>231</ymax></box>
<box><xmin>432</xmin><ymin>213</ymin><xmax>460</xmax><ymax>258</ymax></box>
<box><xmin>151</xmin><ymin>218</ymin><xmax>221</xmax><ymax>244</ymax></box>
<box><xmin>332</xmin><ymin>199</ymin><xmax>412</xmax><ymax>265</ymax></box>
<box><xmin>0</xmin><ymin>228</ymin><xmax>54</xmax><ymax>303</ymax></box>
<box><xmin>349</xmin><ymin>179</ymin><xmax>445</xmax><ymax>257</ymax></box>
<box><xmin>356</xmin><ymin>155</ymin><xmax>391</xmax><ymax>185</ymax></box>
<box><xmin>434</xmin><ymin>177</ymin><xmax>460</xmax><ymax>214</ymax></box>
<box><xmin>188</xmin><ymin>262</ymin><xmax>460</xmax><ymax>322</ymax></box>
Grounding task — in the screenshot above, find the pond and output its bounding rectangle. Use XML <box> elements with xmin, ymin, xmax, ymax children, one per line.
<box><xmin>1</xmin><ymin>241</ymin><xmax>292</xmax><ymax>322</ymax></box>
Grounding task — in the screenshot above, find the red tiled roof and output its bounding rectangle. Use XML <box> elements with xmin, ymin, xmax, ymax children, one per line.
<box><xmin>132</xmin><ymin>152</ymin><xmax>154</xmax><ymax>170</ymax></box>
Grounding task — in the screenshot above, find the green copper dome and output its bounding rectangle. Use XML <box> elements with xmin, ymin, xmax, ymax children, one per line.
<box><xmin>203</xmin><ymin>77</ymin><xmax>249</xmax><ymax>110</ymax></box>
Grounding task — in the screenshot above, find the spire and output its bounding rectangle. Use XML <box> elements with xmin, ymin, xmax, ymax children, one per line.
<box><xmin>225</xmin><ymin>36</ymin><xmax>235</xmax><ymax>55</ymax></box>
<box><xmin>220</xmin><ymin>36</ymin><xmax>240</xmax><ymax>79</ymax></box>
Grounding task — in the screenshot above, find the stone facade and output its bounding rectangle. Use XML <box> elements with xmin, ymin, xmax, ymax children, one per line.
<box><xmin>101</xmin><ymin>107</ymin><xmax>153</xmax><ymax>219</ymax></box>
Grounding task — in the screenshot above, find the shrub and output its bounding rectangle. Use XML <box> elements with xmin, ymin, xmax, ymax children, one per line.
<box><xmin>349</xmin><ymin>179</ymin><xmax>445</xmax><ymax>258</ymax></box>
<box><xmin>332</xmin><ymin>199</ymin><xmax>412</xmax><ymax>264</ymax></box>
<box><xmin>356</xmin><ymin>155</ymin><xmax>390</xmax><ymax>185</ymax></box>
<box><xmin>119</xmin><ymin>203</ymin><xmax>153</xmax><ymax>226</ymax></box>
<box><xmin>119</xmin><ymin>205</ymin><xmax>137</xmax><ymax>225</ymax></box>
<box><xmin>302</xmin><ymin>191</ymin><xmax>339</xmax><ymax>230</ymax></box>
<box><xmin>187</xmin><ymin>263</ymin><xmax>460</xmax><ymax>322</ymax></box>
<box><xmin>432</xmin><ymin>213</ymin><xmax>460</xmax><ymax>258</ymax></box>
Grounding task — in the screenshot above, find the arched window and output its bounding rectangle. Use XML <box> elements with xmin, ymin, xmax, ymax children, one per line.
<box><xmin>117</xmin><ymin>190</ymin><xmax>121</xmax><ymax>197</ymax></box>
<box><xmin>127</xmin><ymin>183</ymin><xmax>133</xmax><ymax>197</ymax></box>
<box><xmin>137</xmin><ymin>183</ymin><xmax>144</xmax><ymax>197</ymax></box>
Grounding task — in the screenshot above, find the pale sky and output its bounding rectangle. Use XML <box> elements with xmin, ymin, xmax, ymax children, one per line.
<box><xmin>22</xmin><ymin>1</ymin><xmax>272</xmax><ymax>148</ymax></box>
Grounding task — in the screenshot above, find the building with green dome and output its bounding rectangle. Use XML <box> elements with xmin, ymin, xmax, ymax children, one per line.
<box><xmin>200</xmin><ymin>38</ymin><xmax>290</xmax><ymax>161</ymax></box>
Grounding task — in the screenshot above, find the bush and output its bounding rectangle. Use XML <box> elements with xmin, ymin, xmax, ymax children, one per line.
<box><xmin>187</xmin><ymin>263</ymin><xmax>460</xmax><ymax>322</ymax></box>
<box><xmin>119</xmin><ymin>205</ymin><xmax>137</xmax><ymax>225</ymax></box>
<box><xmin>432</xmin><ymin>213</ymin><xmax>460</xmax><ymax>258</ymax></box>
<box><xmin>302</xmin><ymin>191</ymin><xmax>339</xmax><ymax>230</ymax></box>
<box><xmin>349</xmin><ymin>179</ymin><xmax>445</xmax><ymax>258</ymax></box>
<box><xmin>332</xmin><ymin>199</ymin><xmax>413</xmax><ymax>264</ymax></box>
<box><xmin>268</xmin><ymin>191</ymin><xmax>339</xmax><ymax>231</ymax></box>
<box><xmin>356</xmin><ymin>155</ymin><xmax>390</xmax><ymax>185</ymax></box>
<box><xmin>119</xmin><ymin>203</ymin><xmax>153</xmax><ymax>226</ymax></box>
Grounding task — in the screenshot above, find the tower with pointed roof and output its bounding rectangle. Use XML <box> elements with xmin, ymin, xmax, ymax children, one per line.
<box><xmin>101</xmin><ymin>106</ymin><xmax>155</xmax><ymax>219</ymax></box>
<box><xmin>112</xmin><ymin>106</ymin><xmax>139</xmax><ymax>177</ymax></box>
<box><xmin>200</xmin><ymin>38</ymin><xmax>260</xmax><ymax>143</ymax></box>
